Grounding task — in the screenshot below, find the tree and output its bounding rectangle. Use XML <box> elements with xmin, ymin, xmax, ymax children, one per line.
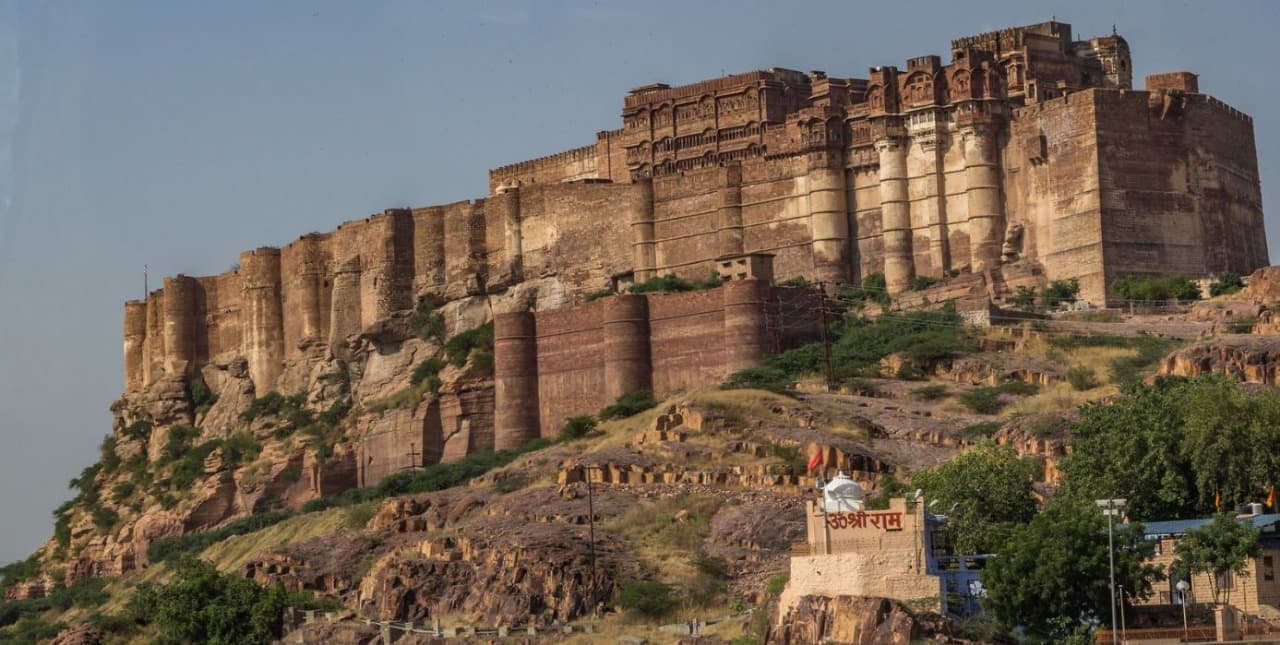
<box><xmin>1042</xmin><ymin>279</ymin><xmax>1080</xmax><ymax>309</ymax></box>
<box><xmin>1060</xmin><ymin>378</ymin><xmax>1199</xmax><ymax>521</ymax></box>
<box><xmin>1172</xmin><ymin>514</ymin><xmax>1262</xmax><ymax>606</ymax></box>
<box><xmin>127</xmin><ymin>557</ymin><xmax>291</xmax><ymax>645</ymax></box>
<box><xmin>911</xmin><ymin>442</ymin><xmax>1040</xmax><ymax>554</ymax></box>
<box><xmin>1209</xmin><ymin>272</ymin><xmax>1244</xmax><ymax>297</ymax></box>
<box><xmin>981</xmin><ymin>499</ymin><xmax>1162</xmax><ymax>642</ymax></box>
<box><xmin>1010</xmin><ymin>286</ymin><xmax>1038</xmax><ymax>312</ymax></box>
<box><xmin>1178</xmin><ymin>378</ymin><xmax>1280</xmax><ymax>511</ymax></box>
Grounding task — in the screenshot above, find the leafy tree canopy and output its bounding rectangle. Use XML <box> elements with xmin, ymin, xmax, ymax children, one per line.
<box><xmin>911</xmin><ymin>442</ymin><xmax>1040</xmax><ymax>554</ymax></box>
<box><xmin>1172</xmin><ymin>513</ymin><xmax>1262</xmax><ymax>606</ymax></box>
<box><xmin>1061</xmin><ymin>376</ymin><xmax>1280</xmax><ymax>521</ymax></box>
<box><xmin>980</xmin><ymin>499</ymin><xmax>1162</xmax><ymax>642</ymax></box>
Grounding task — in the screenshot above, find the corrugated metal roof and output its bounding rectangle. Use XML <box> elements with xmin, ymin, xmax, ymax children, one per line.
<box><xmin>1133</xmin><ymin>514</ymin><xmax>1280</xmax><ymax>538</ymax></box>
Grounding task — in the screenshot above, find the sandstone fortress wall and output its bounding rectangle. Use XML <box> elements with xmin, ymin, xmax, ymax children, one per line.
<box><xmin>493</xmin><ymin>281</ymin><xmax>821</xmax><ymax>448</ymax></box>
<box><xmin>122</xmin><ymin>20</ymin><xmax>1267</xmax><ymax>463</ymax></box>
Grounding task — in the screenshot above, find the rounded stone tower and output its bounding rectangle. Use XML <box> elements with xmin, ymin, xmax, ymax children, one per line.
<box><xmin>240</xmin><ymin>248</ymin><xmax>285</xmax><ymax>393</ymax></box>
<box><xmin>722</xmin><ymin>278</ymin><xmax>770</xmax><ymax>374</ymax></box>
<box><xmin>493</xmin><ymin>311</ymin><xmax>541</xmax><ymax>450</ymax></box>
<box><xmin>603</xmin><ymin>294</ymin><xmax>652</xmax><ymax>402</ymax></box>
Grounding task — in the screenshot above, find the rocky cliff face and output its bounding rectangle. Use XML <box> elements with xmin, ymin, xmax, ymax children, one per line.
<box><xmin>767</xmin><ymin>594</ymin><xmax>941</xmax><ymax>645</ymax></box>
<box><xmin>1159</xmin><ymin>335</ymin><xmax>1280</xmax><ymax>385</ymax></box>
<box><xmin>24</xmin><ymin>290</ymin><xmax>511</xmax><ymax>594</ymax></box>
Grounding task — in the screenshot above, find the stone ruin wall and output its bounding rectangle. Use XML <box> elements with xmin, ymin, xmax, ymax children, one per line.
<box><xmin>492</xmin><ymin>280</ymin><xmax>823</xmax><ymax>448</ymax></box>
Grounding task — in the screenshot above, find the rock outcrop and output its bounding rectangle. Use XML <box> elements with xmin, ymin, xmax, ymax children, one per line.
<box><xmin>767</xmin><ymin>595</ymin><xmax>932</xmax><ymax>645</ymax></box>
<box><xmin>1159</xmin><ymin>335</ymin><xmax>1280</xmax><ymax>385</ymax></box>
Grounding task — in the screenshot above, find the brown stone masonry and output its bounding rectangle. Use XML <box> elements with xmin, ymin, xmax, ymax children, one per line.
<box><xmin>493</xmin><ymin>281</ymin><xmax>821</xmax><ymax>447</ymax></box>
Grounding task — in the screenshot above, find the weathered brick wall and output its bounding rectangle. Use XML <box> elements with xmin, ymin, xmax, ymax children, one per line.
<box><xmin>529</xmin><ymin>300</ymin><xmax>607</xmax><ymax>438</ymax></box>
<box><xmin>493</xmin><ymin>282</ymin><xmax>820</xmax><ymax>443</ymax></box>
<box><xmin>488</xmin><ymin>144</ymin><xmax>599</xmax><ymax>193</ymax></box>
<box><xmin>515</xmin><ymin>181</ymin><xmax>641</xmax><ymax>294</ymax></box>
<box><xmin>1093</xmin><ymin>90</ymin><xmax>1267</xmax><ymax>300</ymax></box>
<box><xmin>1006</xmin><ymin>92</ymin><xmax>1106</xmax><ymax>301</ymax></box>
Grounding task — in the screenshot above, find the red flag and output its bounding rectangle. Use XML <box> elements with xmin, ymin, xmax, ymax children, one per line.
<box><xmin>806</xmin><ymin>450</ymin><xmax>823</xmax><ymax>473</ymax></box>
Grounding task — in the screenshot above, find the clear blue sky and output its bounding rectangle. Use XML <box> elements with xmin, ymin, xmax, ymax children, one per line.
<box><xmin>1</xmin><ymin>0</ymin><xmax>1276</xmax><ymax>563</ymax></box>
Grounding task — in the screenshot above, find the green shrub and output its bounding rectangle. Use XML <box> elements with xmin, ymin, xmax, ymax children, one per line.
<box><xmin>618</xmin><ymin>581</ymin><xmax>677</xmax><ymax>617</ymax></box>
<box><xmin>839</xmin><ymin>273</ymin><xmax>890</xmax><ymax>308</ymax></box>
<box><xmin>161</xmin><ymin>425</ymin><xmax>200</xmax><ymax>462</ymax></box>
<box><xmin>492</xmin><ymin>474</ymin><xmax>531</xmax><ymax>494</ymax></box>
<box><xmin>344</xmin><ymin>503</ymin><xmax>378</xmax><ymax>530</ymax></box>
<box><xmin>0</xmin><ymin>557</ymin><xmax>41</xmax><ymax>597</ymax></box>
<box><xmin>1111</xmin><ymin>274</ymin><xmax>1202</xmax><ymax>303</ymax></box>
<box><xmin>995</xmin><ymin>380</ymin><xmax>1040</xmax><ymax>396</ymax></box>
<box><xmin>599</xmin><ymin>389</ymin><xmax>657</xmax><ymax>420</ymax></box>
<box><xmin>444</xmin><ymin>322</ymin><xmax>494</xmax><ymax>368</ymax></box>
<box><xmin>691</xmin><ymin>554</ymin><xmax>730</xmax><ymax>579</ymax></box>
<box><xmin>1226</xmin><ymin>317</ymin><xmax>1257</xmax><ymax>334</ymax></box>
<box><xmin>1042</xmin><ymin>279</ymin><xmax>1081</xmax><ymax>308</ymax></box>
<box><xmin>559</xmin><ymin>415</ymin><xmax>598</xmax><ymax>441</ymax></box>
<box><xmin>722</xmin><ymin>365</ymin><xmax>793</xmax><ymax>394</ymax></box>
<box><xmin>584</xmin><ymin>287</ymin><xmax>615</xmax><ymax>302</ymax></box>
<box><xmin>1029</xmin><ymin>416</ymin><xmax>1069</xmax><ymax>437</ymax></box>
<box><xmin>629</xmin><ymin>272</ymin><xmax>722</xmax><ymax>295</ymax></box>
<box><xmin>111</xmin><ymin>481</ymin><xmax>136</xmax><ymax>504</ymax></box>
<box><xmin>169</xmin><ymin>440</ymin><xmax>223</xmax><ymax>490</ymax></box>
<box><xmin>959</xmin><ymin>388</ymin><xmax>1003</xmax><ymax>414</ymax></box>
<box><xmin>280</xmin><ymin>466</ymin><xmax>303</xmax><ymax>483</ymax></box>
<box><xmin>960</xmin><ymin>421</ymin><xmax>1003</xmax><ymax>439</ymax></box>
<box><xmin>222</xmin><ymin>431</ymin><xmax>262</xmax><ymax>464</ymax></box>
<box><xmin>1066</xmin><ymin>366</ymin><xmax>1099</xmax><ymax>391</ymax></box>
<box><xmin>53</xmin><ymin>511</ymin><xmax>72</xmax><ymax>550</ymax></box>
<box><xmin>187</xmin><ymin>377</ymin><xmax>218</xmax><ymax>414</ymax></box>
<box><xmin>1010</xmin><ymin>286</ymin><xmax>1038</xmax><ymax>311</ymax></box>
<box><xmin>911</xmin><ymin>275</ymin><xmax>938</xmax><ymax>291</ymax></box>
<box><xmin>317</xmin><ymin>398</ymin><xmax>351</xmax><ymax>426</ymax></box>
<box><xmin>121</xmin><ymin>418</ymin><xmax>152</xmax><ymax>442</ymax></box>
<box><xmin>408</xmin><ymin>297</ymin><xmax>446</xmax><ymax>342</ymax></box>
<box><xmin>764</xmin><ymin>572</ymin><xmax>790</xmax><ymax>597</ymax></box>
<box><xmin>126</xmin><ymin>557</ymin><xmax>327</xmax><ymax>645</ymax></box>
<box><xmin>911</xmin><ymin>384</ymin><xmax>950</xmax><ymax>401</ymax></box>
<box><xmin>0</xmin><ymin>578</ymin><xmax>107</xmax><ymax>633</ymax></box>
<box><xmin>91</xmin><ymin>506</ymin><xmax>119</xmax><ymax>531</ymax></box>
<box><xmin>410</xmin><ymin>357</ymin><xmax>445</xmax><ymax>394</ymax></box>
<box><xmin>777</xmin><ymin>276</ymin><xmax>813</xmax><ymax>288</ymax></box>
<box><xmin>147</xmin><ymin>510</ymin><xmax>295</xmax><ymax>564</ymax></box>
<box><xmin>1209</xmin><ymin>272</ymin><xmax>1244</xmax><ymax>297</ymax></box>
<box><xmin>240</xmin><ymin>392</ymin><xmax>287</xmax><ymax>422</ymax></box>
<box><xmin>2</xmin><ymin>616</ymin><xmax>66</xmax><ymax>642</ymax></box>
<box><xmin>98</xmin><ymin>435</ymin><xmax>121</xmax><ymax>473</ymax></box>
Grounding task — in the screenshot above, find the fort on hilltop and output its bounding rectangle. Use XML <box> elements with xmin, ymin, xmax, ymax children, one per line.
<box><xmin>122</xmin><ymin>20</ymin><xmax>1268</xmax><ymax>455</ymax></box>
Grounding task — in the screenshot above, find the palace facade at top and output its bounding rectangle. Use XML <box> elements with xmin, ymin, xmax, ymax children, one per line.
<box><xmin>492</xmin><ymin>19</ymin><xmax>1266</xmax><ymax>304</ymax></box>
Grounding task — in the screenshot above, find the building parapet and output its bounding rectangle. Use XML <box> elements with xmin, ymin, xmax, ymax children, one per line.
<box><xmin>623</xmin><ymin>68</ymin><xmax>808</xmax><ymax>108</ymax></box>
<box><xmin>488</xmin><ymin>143</ymin><xmax>599</xmax><ymax>183</ymax></box>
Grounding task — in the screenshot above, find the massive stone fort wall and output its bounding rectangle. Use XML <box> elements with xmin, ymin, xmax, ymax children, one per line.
<box><xmin>123</xmin><ymin>21</ymin><xmax>1268</xmax><ymax>434</ymax></box>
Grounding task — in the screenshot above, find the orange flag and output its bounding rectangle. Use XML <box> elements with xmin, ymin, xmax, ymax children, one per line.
<box><xmin>806</xmin><ymin>450</ymin><xmax>823</xmax><ymax>473</ymax></box>
<box><xmin>1215</xmin><ymin>488</ymin><xmax>1221</xmax><ymax>511</ymax></box>
<box><xmin>1267</xmin><ymin>486</ymin><xmax>1276</xmax><ymax>510</ymax></box>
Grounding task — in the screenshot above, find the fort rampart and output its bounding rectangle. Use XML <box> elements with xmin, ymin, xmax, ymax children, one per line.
<box><xmin>122</xmin><ymin>20</ymin><xmax>1268</xmax><ymax>471</ymax></box>
<box><xmin>493</xmin><ymin>280</ymin><xmax>821</xmax><ymax>447</ymax></box>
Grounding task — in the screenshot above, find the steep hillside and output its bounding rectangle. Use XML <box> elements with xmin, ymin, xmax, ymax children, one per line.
<box><xmin>12</xmin><ymin>270</ymin><xmax>1280</xmax><ymax>643</ymax></box>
